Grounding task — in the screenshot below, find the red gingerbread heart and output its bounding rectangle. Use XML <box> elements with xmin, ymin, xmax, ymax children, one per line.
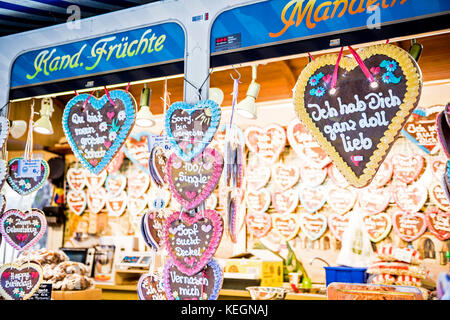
<box><xmin>328</xmin><ymin>213</ymin><xmax>350</xmax><ymax>241</ymax></box>
<box><xmin>246</xmin><ymin>188</ymin><xmax>271</xmax><ymax>213</ymax></box>
<box><xmin>359</xmin><ymin>186</ymin><xmax>391</xmax><ymax>215</ymax></box>
<box><xmin>369</xmin><ymin>159</ymin><xmax>393</xmax><ymax>188</ymax></box>
<box><xmin>362</xmin><ymin>212</ymin><xmax>392</xmax><ymax>242</ymax></box>
<box><xmin>425</xmin><ymin>207</ymin><xmax>450</xmax><ymax>241</ymax></box>
<box><xmin>244</xmin><ymin>124</ymin><xmax>286</xmax><ymax>164</ymax></box>
<box><xmin>272</xmin><ymin>163</ymin><xmax>300</xmax><ymax>190</ymax></box>
<box><xmin>428</xmin><ymin>182</ymin><xmax>450</xmax><ymax>211</ymax></box>
<box><xmin>67</xmin><ymin>167</ymin><xmax>87</xmax><ymax>190</ymax></box>
<box><xmin>299</xmin><ymin>213</ymin><xmax>327</xmax><ymax>240</ymax></box>
<box><xmin>393</xmin><ymin>182</ymin><xmax>427</xmax><ymax>213</ymax></box>
<box><xmin>391</xmin><ymin>154</ymin><xmax>424</xmax><ymax>184</ymax></box>
<box><xmin>246</xmin><ymin>211</ymin><xmax>272</xmax><ymax>238</ymax></box>
<box><xmin>271</xmin><ymin>189</ymin><xmax>298</xmax><ymax>214</ymax></box>
<box><xmin>272</xmin><ymin>213</ymin><xmax>300</xmax><ymax>240</ymax></box>
<box><xmin>246</xmin><ymin>165</ymin><xmax>271</xmax><ymax>190</ymax></box>
<box><xmin>392</xmin><ymin>210</ymin><xmax>426</xmax><ymax>242</ymax></box>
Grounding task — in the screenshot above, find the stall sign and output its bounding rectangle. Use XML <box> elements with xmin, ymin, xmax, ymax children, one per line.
<box><xmin>11</xmin><ymin>22</ymin><xmax>185</xmax><ymax>88</ymax></box>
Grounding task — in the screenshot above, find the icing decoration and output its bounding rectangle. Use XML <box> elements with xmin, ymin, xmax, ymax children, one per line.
<box><xmin>327</xmin><ymin>213</ymin><xmax>350</xmax><ymax>241</ymax></box>
<box><xmin>287</xmin><ymin>118</ymin><xmax>331</xmax><ymax>168</ymax></box>
<box><xmin>362</xmin><ymin>212</ymin><xmax>392</xmax><ymax>242</ymax></box>
<box><xmin>393</xmin><ymin>182</ymin><xmax>427</xmax><ymax>213</ymax></box>
<box><xmin>105</xmin><ymin>172</ymin><xmax>126</xmax><ymax>196</ymax></box>
<box><xmin>66</xmin><ymin>167</ymin><xmax>87</xmax><ymax>190</ymax></box>
<box><xmin>436</xmin><ymin>110</ymin><xmax>450</xmax><ymax>157</ymax></box>
<box><xmin>106</xmin><ymin>190</ymin><xmax>127</xmax><ymax>217</ymax></box>
<box><xmin>401</xmin><ymin>106</ymin><xmax>442</xmax><ymax>154</ymax></box>
<box><xmin>124</xmin><ymin>131</ymin><xmax>154</xmax><ymax>174</ymax></box>
<box><xmin>148</xmin><ymin>187</ymin><xmax>171</xmax><ymax>211</ymax></box>
<box><xmin>271</xmin><ymin>189</ymin><xmax>298</xmax><ymax>214</ymax></box>
<box><xmin>0</xmin><ymin>116</ymin><xmax>9</xmax><ymax>150</ymax></box>
<box><xmin>424</xmin><ymin>207</ymin><xmax>450</xmax><ymax>241</ymax></box>
<box><xmin>272</xmin><ymin>163</ymin><xmax>300</xmax><ymax>190</ymax></box>
<box><xmin>106</xmin><ymin>148</ymin><xmax>124</xmax><ymax>173</ymax></box>
<box><xmin>428</xmin><ymin>182</ymin><xmax>450</xmax><ymax>211</ymax></box>
<box><xmin>327</xmin><ymin>163</ymin><xmax>350</xmax><ymax>188</ymax></box>
<box><xmin>137</xmin><ymin>272</ymin><xmax>167</xmax><ymax>300</ymax></box>
<box><xmin>165</xmin><ymin>100</ymin><xmax>220</xmax><ymax>161</ymax></box>
<box><xmin>127</xmin><ymin>194</ymin><xmax>148</xmax><ymax>215</ymax></box>
<box><xmin>246</xmin><ymin>165</ymin><xmax>271</xmax><ymax>190</ymax></box>
<box><xmin>0</xmin><ymin>209</ymin><xmax>47</xmax><ymax>251</ymax></box>
<box><xmin>246</xmin><ymin>188</ymin><xmax>271</xmax><ymax>213</ymax></box>
<box><xmin>62</xmin><ymin>90</ymin><xmax>136</xmax><ymax>175</ymax></box>
<box><xmin>127</xmin><ymin>166</ymin><xmax>150</xmax><ymax>196</ymax></box>
<box><xmin>86</xmin><ymin>187</ymin><xmax>106</xmax><ymax>214</ymax></box>
<box><xmin>7</xmin><ymin>158</ymin><xmax>49</xmax><ymax>196</ymax></box>
<box><xmin>299</xmin><ymin>213</ymin><xmax>327</xmax><ymax>240</ymax></box>
<box><xmin>368</xmin><ymin>159</ymin><xmax>393</xmax><ymax>188</ymax></box>
<box><xmin>143</xmin><ymin>210</ymin><xmax>167</xmax><ymax>250</ymax></box>
<box><xmin>167</xmin><ymin>147</ymin><xmax>223</xmax><ymax>211</ymax></box>
<box><xmin>246</xmin><ymin>211</ymin><xmax>272</xmax><ymax>238</ymax></box>
<box><xmin>293</xmin><ymin>44</ymin><xmax>422</xmax><ymax>188</ymax></box>
<box><xmin>67</xmin><ymin>189</ymin><xmax>87</xmax><ymax>216</ymax></box>
<box><xmin>163</xmin><ymin>258</ymin><xmax>223</xmax><ymax>300</ymax></box>
<box><xmin>244</xmin><ymin>124</ymin><xmax>286</xmax><ymax>164</ymax></box>
<box><xmin>298</xmin><ymin>185</ymin><xmax>327</xmax><ymax>213</ymax></box>
<box><xmin>272</xmin><ymin>213</ymin><xmax>300</xmax><ymax>240</ymax></box>
<box><xmin>391</xmin><ymin>154</ymin><xmax>424</xmax><ymax>184</ymax></box>
<box><xmin>0</xmin><ymin>195</ymin><xmax>6</xmax><ymax>217</ymax></box>
<box><xmin>0</xmin><ymin>263</ymin><xmax>43</xmax><ymax>300</ymax></box>
<box><xmin>327</xmin><ymin>187</ymin><xmax>357</xmax><ymax>215</ymax></box>
<box><xmin>358</xmin><ymin>186</ymin><xmax>390</xmax><ymax>215</ymax></box>
<box><xmin>0</xmin><ymin>160</ymin><xmax>7</xmax><ymax>192</ymax></box>
<box><xmin>85</xmin><ymin>170</ymin><xmax>107</xmax><ymax>189</ymax></box>
<box><xmin>300</xmin><ymin>164</ymin><xmax>327</xmax><ymax>187</ymax></box>
<box><xmin>164</xmin><ymin>210</ymin><xmax>223</xmax><ymax>276</ymax></box>
<box><xmin>392</xmin><ymin>211</ymin><xmax>426</xmax><ymax>242</ymax></box>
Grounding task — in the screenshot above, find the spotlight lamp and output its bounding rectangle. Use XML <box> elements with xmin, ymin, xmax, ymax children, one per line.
<box><xmin>136</xmin><ymin>84</ymin><xmax>155</xmax><ymax>127</ymax></box>
<box><xmin>237</xmin><ymin>64</ymin><xmax>260</xmax><ymax>119</ymax></box>
<box><xmin>209</xmin><ymin>87</ymin><xmax>224</xmax><ymax>106</ymax></box>
<box><xmin>33</xmin><ymin>97</ymin><xmax>54</xmax><ymax>135</ymax></box>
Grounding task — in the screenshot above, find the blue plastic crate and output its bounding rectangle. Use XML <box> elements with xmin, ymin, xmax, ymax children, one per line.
<box><xmin>324</xmin><ymin>266</ymin><xmax>368</xmax><ymax>287</ymax></box>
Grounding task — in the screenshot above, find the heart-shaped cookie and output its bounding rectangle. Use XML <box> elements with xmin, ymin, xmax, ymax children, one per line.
<box><xmin>66</xmin><ymin>167</ymin><xmax>87</xmax><ymax>190</ymax></box>
<box><xmin>358</xmin><ymin>186</ymin><xmax>390</xmax><ymax>215</ymax></box>
<box><xmin>124</xmin><ymin>132</ymin><xmax>154</xmax><ymax>174</ymax></box>
<box><xmin>86</xmin><ymin>187</ymin><xmax>106</xmax><ymax>214</ymax></box>
<box><xmin>327</xmin><ymin>163</ymin><xmax>350</xmax><ymax>188</ymax></box>
<box><xmin>369</xmin><ymin>159</ymin><xmax>393</xmax><ymax>188</ymax></box>
<box><xmin>0</xmin><ymin>116</ymin><xmax>9</xmax><ymax>150</ymax></box>
<box><xmin>127</xmin><ymin>194</ymin><xmax>148</xmax><ymax>215</ymax></box>
<box><xmin>271</xmin><ymin>189</ymin><xmax>298</xmax><ymax>214</ymax></box>
<box><xmin>272</xmin><ymin>213</ymin><xmax>300</xmax><ymax>240</ymax></box>
<box><xmin>226</xmin><ymin>192</ymin><xmax>239</xmax><ymax>243</ymax></box>
<box><xmin>401</xmin><ymin>106</ymin><xmax>442</xmax><ymax>154</ymax></box>
<box><xmin>127</xmin><ymin>166</ymin><xmax>150</xmax><ymax>196</ymax></box>
<box><xmin>299</xmin><ymin>164</ymin><xmax>327</xmax><ymax>187</ymax></box>
<box><xmin>328</xmin><ymin>213</ymin><xmax>350</xmax><ymax>241</ymax></box>
<box><xmin>106</xmin><ymin>190</ymin><xmax>127</xmax><ymax>217</ymax></box>
<box><xmin>67</xmin><ymin>189</ymin><xmax>87</xmax><ymax>216</ymax></box>
<box><xmin>425</xmin><ymin>207</ymin><xmax>450</xmax><ymax>241</ymax></box>
<box><xmin>327</xmin><ymin>187</ymin><xmax>357</xmax><ymax>215</ymax></box>
<box><xmin>105</xmin><ymin>172</ymin><xmax>126</xmax><ymax>196</ymax></box>
<box><xmin>85</xmin><ymin>170</ymin><xmax>107</xmax><ymax>190</ymax></box>
<box><xmin>299</xmin><ymin>213</ymin><xmax>327</xmax><ymax>240</ymax></box>
<box><xmin>436</xmin><ymin>110</ymin><xmax>450</xmax><ymax>157</ymax></box>
<box><xmin>246</xmin><ymin>188</ymin><xmax>271</xmax><ymax>213</ymax></box>
<box><xmin>428</xmin><ymin>182</ymin><xmax>450</xmax><ymax>211</ymax></box>
<box><xmin>298</xmin><ymin>185</ymin><xmax>327</xmax><ymax>213</ymax></box>
<box><xmin>393</xmin><ymin>182</ymin><xmax>427</xmax><ymax>213</ymax></box>
<box><xmin>362</xmin><ymin>212</ymin><xmax>392</xmax><ymax>242</ymax></box>
<box><xmin>7</xmin><ymin>158</ymin><xmax>49</xmax><ymax>196</ymax></box>
<box><xmin>107</xmin><ymin>148</ymin><xmax>124</xmax><ymax>173</ymax></box>
<box><xmin>163</xmin><ymin>258</ymin><xmax>223</xmax><ymax>300</ymax></box>
<box><xmin>430</xmin><ymin>157</ymin><xmax>446</xmax><ymax>181</ymax></box>
<box><xmin>164</xmin><ymin>210</ymin><xmax>223</xmax><ymax>276</ymax></box>
<box><xmin>246</xmin><ymin>211</ymin><xmax>272</xmax><ymax>238</ymax></box>
<box><xmin>0</xmin><ymin>263</ymin><xmax>43</xmax><ymax>300</ymax></box>
<box><xmin>62</xmin><ymin>90</ymin><xmax>136</xmax><ymax>175</ymax></box>
<box><xmin>246</xmin><ymin>165</ymin><xmax>271</xmax><ymax>190</ymax></box>
<box><xmin>0</xmin><ymin>209</ymin><xmax>47</xmax><ymax>251</ymax></box>
<box><xmin>392</xmin><ymin>154</ymin><xmax>424</xmax><ymax>184</ymax></box>
<box><xmin>137</xmin><ymin>272</ymin><xmax>167</xmax><ymax>300</ymax></box>
<box><xmin>245</xmin><ymin>124</ymin><xmax>286</xmax><ymax>164</ymax></box>
<box><xmin>148</xmin><ymin>187</ymin><xmax>171</xmax><ymax>211</ymax></box>
<box><xmin>287</xmin><ymin>118</ymin><xmax>331</xmax><ymax>168</ymax></box>
<box><xmin>143</xmin><ymin>210</ymin><xmax>167</xmax><ymax>250</ymax></box>
<box><xmin>272</xmin><ymin>163</ymin><xmax>300</xmax><ymax>190</ymax></box>
<box><xmin>167</xmin><ymin>147</ymin><xmax>223</xmax><ymax>211</ymax></box>
<box><xmin>293</xmin><ymin>44</ymin><xmax>422</xmax><ymax>188</ymax></box>
<box><xmin>149</xmin><ymin>145</ymin><xmax>169</xmax><ymax>186</ymax></box>
<box><xmin>165</xmin><ymin>100</ymin><xmax>220</xmax><ymax>162</ymax></box>
<box><xmin>392</xmin><ymin>210</ymin><xmax>426</xmax><ymax>242</ymax></box>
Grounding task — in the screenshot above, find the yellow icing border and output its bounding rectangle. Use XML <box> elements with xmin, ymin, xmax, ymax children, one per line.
<box><xmin>293</xmin><ymin>44</ymin><xmax>422</xmax><ymax>188</ymax></box>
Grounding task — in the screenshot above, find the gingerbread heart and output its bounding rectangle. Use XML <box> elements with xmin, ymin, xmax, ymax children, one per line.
<box><xmin>7</xmin><ymin>158</ymin><xmax>49</xmax><ymax>196</ymax></box>
<box><xmin>327</xmin><ymin>187</ymin><xmax>357</xmax><ymax>215</ymax></box>
<box><xmin>393</xmin><ymin>182</ymin><xmax>427</xmax><ymax>213</ymax></box>
<box><xmin>149</xmin><ymin>145</ymin><xmax>169</xmax><ymax>187</ymax></box>
<box><xmin>0</xmin><ymin>209</ymin><xmax>47</xmax><ymax>251</ymax></box>
<box><xmin>272</xmin><ymin>213</ymin><xmax>300</xmax><ymax>240</ymax></box>
<box><xmin>165</xmin><ymin>100</ymin><xmax>220</xmax><ymax>162</ymax></box>
<box><xmin>272</xmin><ymin>163</ymin><xmax>300</xmax><ymax>190</ymax></box>
<box><xmin>287</xmin><ymin>118</ymin><xmax>331</xmax><ymax>168</ymax></box>
<box><xmin>143</xmin><ymin>210</ymin><xmax>167</xmax><ymax>250</ymax></box>
<box><xmin>86</xmin><ymin>187</ymin><xmax>106</xmax><ymax>214</ymax></box>
<box><xmin>127</xmin><ymin>166</ymin><xmax>150</xmax><ymax>196</ymax></box>
<box><xmin>293</xmin><ymin>44</ymin><xmax>422</xmax><ymax>187</ymax></box>
<box><xmin>137</xmin><ymin>272</ymin><xmax>167</xmax><ymax>300</ymax></box>
<box><xmin>0</xmin><ymin>116</ymin><xmax>9</xmax><ymax>150</ymax></box>
<box><xmin>85</xmin><ymin>170</ymin><xmax>107</xmax><ymax>189</ymax></box>
<box><xmin>0</xmin><ymin>263</ymin><xmax>43</xmax><ymax>300</ymax></box>
<box><xmin>226</xmin><ymin>192</ymin><xmax>239</xmax><ymax>243</ymax></box>
<box><xmin>392</xmin><ymin>154</ymin><xmax>424</xmax><ymax>184</ymax></box>
<box><xmin>167</xmin><ymin>147</ymin><xmax>223</xmax><ymax>211</ymax></box>
<box><xmin>369</xmin><ymin>159</ymin><xmax>393</xmax><ymax>188</ymax></box>
<box><xmin>107</xmin><ymin>148</ymin><xmax>124</xmax><ymax>173</ymax></box>
<box><xmin>105</xmin><ymin>172</ymin><xmax>126</xmax><ymax>196</ymax></box>
<box><xmin>328</xmin><ymin>213</ymin><xmax>350</xmax><ymax>241</ymax></box>
<box><xmin>401</xmin><ymin>106</ymin><xmax>442</xmax><ymax>154</ymax></box>
<box><xmin>327</xmin><ymin>163</ymin><xmax>350</xmax><ymax>188</ymax></box>
<box><xmin>67</xmin><ymin>167</ymin><xmax>87</xmax><ymax>190</ymax></box>
<box><xmin>425</xmin><ymin>207</ymin><xmax>450</xmax><ymax>241</ymax></box>
<box><xmin>430</xmin><ymin>157</ymin><xmax>446</xmax><ymax>181</ymax></box>
<box><xmin>67</xmin><ymin>189</ymin><xmax>87</xmax><ymax>216</ymax></box>
<box><xmin>271</xmin><ymin>189</ymin><xmax>298</xmax><ymax>214</ymax></box>
<box><xmin>163</xmin><ymin>258</ymin><xmax>223</xmax><ymax>300</ymax></box>
<box><xmin>362</xmin><ymin>212</ymin><xmax>392</xmax><ymax>242</ymax></box>
<box><xmin>299</xmin><ymin>213</ymin><xmax>327</xmax><ymax>240</ymax></box>
<box><xmin>299</xmin><ymin>185</ymin><xmax>327</xmax><ymax>213</ymax></box>
<box><xmin>428</xmin><ymin>182</ymin><xmax>450</xmax><ymax>211</ymax></box>
<box><xmin>106</xmin><ymin>190</ymin><xmax>127</xmax><ymax>217</ymax></box>
<box><xmin>358</xmin><ymin>186</ymin><xmax>390</xmax><ymax>215</ymax></box>
<box><xmin>300</xmin><ymin>164</ymin><xmax>327</xmax><ymax>187</ymax></box>
<box><xmin>127</xmin><ymin>194</ymin><xmax>148</xmax><ymax>215</ymax></box>
<box><xmin>124</xmin><ymin>132</ymin><xmax>154</xmax><ymax>174</ymax></box>
<box><xmin>164</xmin><ymin>210</ymin><xmax>223</xmax><ymax>276</ymax></box>
<box><xmin>246</xmin><ymin>166</ymin><xmax>271</xmax><ymax>190</ymax></box>
<box><xmin>246</xmin><ymin>188</ymin><xmax>271</xmax><ymax>213</ymax></box>
<box><xmin>244</xmin><ymin>124</ymin><xmax>286</xmax><ymax>164</ymax></box>
<box><xmin>436</xmin><ymin>110</ymin><xmax>450</xmax><ymax>157</ymax></box>
<box><xmin>246</xmin><ymin>211</ymin><xmax>272</xmax><ymax>238</ymax></box>
<box><xmin>392</xmin><ymin>211</ymin><xmax>426</xmax><ymax>242</ymax></box>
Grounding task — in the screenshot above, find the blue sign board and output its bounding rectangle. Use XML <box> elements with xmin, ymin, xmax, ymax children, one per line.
<box><xmin>11</xmin><ymin>22</ymin><xmax>185</xmax><ymax>88</ymax></box>
<box><xmin>211</xmin><ymin>0</ymin><xmax>450</xmax><ymax>53</ymax></box>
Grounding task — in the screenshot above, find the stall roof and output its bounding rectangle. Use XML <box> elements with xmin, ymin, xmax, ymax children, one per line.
<box><xmin>0</xmin><ymin>0</ymin><xmax>161</xmax><ymax>37</ymax></box>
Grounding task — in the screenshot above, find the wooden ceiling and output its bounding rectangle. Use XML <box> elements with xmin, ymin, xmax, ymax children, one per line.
<box><xmin>8</xmin><ymin>32</ymin><xmax>450</xmax><ymax>151</ymax></box>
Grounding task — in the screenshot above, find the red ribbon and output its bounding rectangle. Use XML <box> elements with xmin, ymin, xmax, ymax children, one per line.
<box><xmin>104</xmin><ymin>86</ymin><xmax>116</xmax><ymax>106</ymax></box>
<box><xmin>348</xmin><ymin>45</ymin><xmax>375</xmax><ymax>83</ymax></box>
<box><xmin>82</xmin><ymin>90</ymin><xmax>96</xmax><ymax>111</ymax></box>
<box><xmin>331</xmin><ymin>47</ymin><xmax>344</xmax><ymax>90</ymax></box>
<box><xmin>307</xmin><ymin>52</ymin><xmax>315</xmax><ymax>61</ymax></box>
<box><xmin>125</xmin><ymin>82</ymin><xmax>131</xmax><ymax>92</ymax></box>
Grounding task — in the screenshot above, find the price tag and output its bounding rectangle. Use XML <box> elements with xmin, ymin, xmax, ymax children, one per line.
<box><xmin>393</xmin><ymin>248</ymin><xmax>413</xmax><ymax>263</ymax></box>
<box><xmin>17</xmin><ymin>159</ymin><xmax>42</xmax><ymax>178</ymax></box>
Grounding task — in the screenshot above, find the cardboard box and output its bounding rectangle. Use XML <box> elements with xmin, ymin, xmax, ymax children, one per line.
<box><xmin>51</xmin><ymin>287</ymin><xmax>102</xmax><ymax>300</ymax></box>
<box><xmin>218</xmin><ymin>249</ymin><xmax>284</xmax><ymax>287</ymax></box>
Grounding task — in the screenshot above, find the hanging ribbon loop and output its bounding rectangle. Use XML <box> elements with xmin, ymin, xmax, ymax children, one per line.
<box><xmin>330</xmin><ymin>47</ymin><xmax>344</xmax><ymax>92</ymax></box>
<box><xmin>104</xmin><ymin>86</ymin><xmax>116</xmax><ymax>106</ymax></box>
<box><xmin>348</xmin><ymin>45</ymin><xmax>375</xmax><ymax>83</ymax></box>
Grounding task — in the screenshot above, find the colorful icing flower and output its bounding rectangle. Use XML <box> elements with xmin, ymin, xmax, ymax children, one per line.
<box><xmin>19</xmin><ymin>180</ymin><xmax>25</xmax><ymax>186</ymax></box>
<box><xmin>380</xmin><ymin>60</ymin><xmax>397</xmax><ymax>72</ymax></box>
<box><xmin>382</xmin><ymin>72</ymin><xmax>402</xmax><ymax>84</ymax></box>
<box><xmin>99</xmin><ymin>122</ymin><xmax>108</xmax><ymax>132</ymax></box>
<box><xmin>25</xmin><ymin>182</ymin><xmax>31</xmax><ymax>189</ymax></box>
<box><xmin>309</xmin><ymin>72</ymin><xmax>324</xmax><ymax>86</ymax></box>
<box><xmin>7</xmin><ymin>217</ymin><xmax>13</xmax><ymax>225</ymax></box>
<box><xmin>117</xmin><ymin>111</ymin><xmax>126</xmax><ymax>121</ymax></box>
<box><xmin>109</xmin><ymin>131</ymin><xmax>117</xmax><ymax>141</ymax></box>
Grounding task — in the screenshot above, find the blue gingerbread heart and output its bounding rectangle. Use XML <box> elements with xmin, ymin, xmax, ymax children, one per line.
<box><xmin>165</xmin><ymin>100</ymin><xmax>220</xmax><ymax>161</ymax></box>
<box><xmin>62</xmin><ymin>90</ymin><xmax>136</xmax><ymax>175</ymax></box>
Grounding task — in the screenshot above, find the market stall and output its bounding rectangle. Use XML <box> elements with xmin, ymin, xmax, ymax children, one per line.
<box><xmin>0</xmin><ymin>0</ymin><xmax>449</xmax><ymax>301</ymax></box>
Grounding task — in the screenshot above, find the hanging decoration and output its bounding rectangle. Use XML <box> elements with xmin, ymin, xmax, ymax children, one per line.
<box><xmin>392</xmin><ymin>210</ymin><xmax>426</xmax><ymax>242</ymax></box>
<box><xmin>67</xmin><ymin>167</ymin><xmax>87</xmax><ymax>190</ymax></box>
<box><xmin>67</xmin><ymin>189</ymin><xmax>87</xmax><ymax>216</ymax></box>
<box><xmin>85</xmin><ymin>170</ymin><xmax>107</xmax><ymax>189</ymax></box>
<box><xmin>424</xmin><ymin>207</ymin><xmax>450</xmax><ymax>241</ymax></box>
<box><xmin>362</xmin><ymin>212</ymin><xmax>392</xmax><ymax>242</ymax></box>
<box><xmin>0</xmin><ymin>263</ymin><xmax>43</xmax><ymax>300</ymax></box>
<box><xmin>299</xmin><ymin>213</ymin><xmax>327</xmax><ymax>241</ymax></box>
<box><xmin>271</xmin><ymin>213</ymin><xmax>301</xmax><ymax>241</ymax></box>
<box><xmin>244</xmin><ymin>124</ymin><xmax>286</xmax><ymax>164</ymax></box>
